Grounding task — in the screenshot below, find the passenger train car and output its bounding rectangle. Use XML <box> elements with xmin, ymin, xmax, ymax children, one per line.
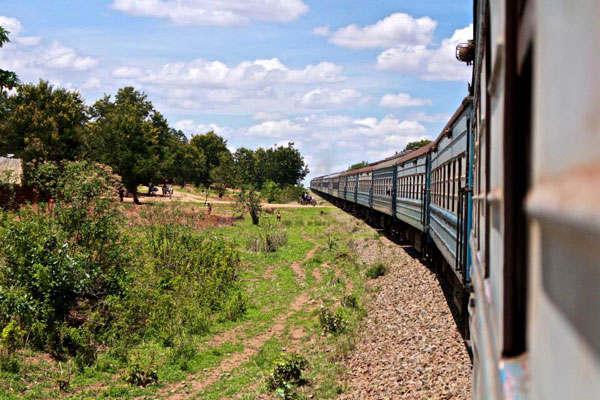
<box><xmin>311</xmin><ymin>0</ymin><xmax>600</xmax><ymax>398</ymax></box>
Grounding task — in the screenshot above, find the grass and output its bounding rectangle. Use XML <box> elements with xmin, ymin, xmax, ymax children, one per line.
<box><xmin>0</xmin><ymin>203</ymin><xmax>381</xmax><ymax>399</ymax></box>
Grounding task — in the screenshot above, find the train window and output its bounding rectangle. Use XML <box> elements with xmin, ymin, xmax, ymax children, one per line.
<box><xmin>452</xmin><ymin>160</ymin><xmax>456</xmax><ymax>212</ymax></box>
<box><xmin>446</xmin><ymin>163</ymin><xmax>451</xmax><ymax>210</ymax></box>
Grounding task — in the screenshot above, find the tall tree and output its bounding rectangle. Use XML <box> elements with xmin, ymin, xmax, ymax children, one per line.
<box><xmin>162</xmin><ymin>130</ymin><xmax>206</xmax><ymax>187</ymax></box>
<box><xmin>210</xmin><ymin>151</ymin><xmax>237</xmax><ymax>196</ymax></box>
<box><xmin>189</xmin><ymin>131</ymin><xmax>230</xmax><ymax>187</ymax></box>
<box><xmin>0</xmin><ymin>26</ymin><xmax>19</xmax><ymax>96</ymax></box>
<box><xmin>348</xmin><ymin>161</ymin><xmax>368</xmax><ymax>171</ymax></box>
<box><xmin>0</xmin><ymin>81</ymin><xmax>87</xmax><ymax>162</ymax></box>
<box><xmin>258</xmin><ymin>143</ymin><xmax>309</xmax><ymax>187</ymax></box>
<box><xmin>86</xmin><ymin>87</ymin><xmax>171</xmax><ymax>204</ymax></box>
<box><xmin>233</xmin><ymin>147</ymin><xmax>256</xmax><ymax>186</ymax></box>
<box><xmin>403</xmin><ymin>139</ymin><xmax>431</xmax><ymax>152</ymax></box>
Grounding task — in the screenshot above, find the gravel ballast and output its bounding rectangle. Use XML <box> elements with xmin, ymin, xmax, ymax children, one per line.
<box><xmin>340</xmin><ymin>236</ymin><xmax>472</xmax><ymax>399</ymax></box>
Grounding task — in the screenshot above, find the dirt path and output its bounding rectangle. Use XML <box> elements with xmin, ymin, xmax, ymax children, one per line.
<box><xmin>159</xmin><ymin>241</ymin><xmax>319</xmax><ymax>400</ymax></box>
<box><xmin>290</xmin><ymin>242</ymin><xmax>318</xmax><ymax>282</ymax></box>
<box><xmin>123</xmin><ymin>188</ymin><xmax>333</xmax><ymax>209</ymax></box>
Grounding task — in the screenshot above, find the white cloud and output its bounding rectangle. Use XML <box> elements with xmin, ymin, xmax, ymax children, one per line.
<box><xmin>136</xmin><ymin>58</ymin><xmax>344</xmax><ymax>89</ymax></box>
<box><xmin>379</xmin><ymin>92</ymin><xmax>432</xmax><ymax>108</ymax></box>
<box><xmin>253</xmin><ymin>111</ymin><xmax>285</xmax><ymax>121</ymax></box>
<box><xmin>353</xmin><ymin>117</ymin><xmax>427</xmax><ymax>138</ymax></box>
<box><xmin>80</xmin><ymin>77</ymin><xmax>102</xmax><ymax>90</ymax></box>
<box><xmin>312</xmin><ymin>25</ymin><xmax>329</xmax><ymax>37</ymax></box>
<box><xmin>174</xmin><ymin>119</ymin><xmax>234</xmax><ymax>137</ymax></box>
<box><xmin>111</xmin><ymin>0</ymin><xmax>309</xmax><ymax>26</ymax></box>
<box><xmin>42</xmin><ymin>42</ymin><xmax>99</xmax><ymax>71</ymax></box>
<box><xmin>0</xmin><ymin>38</ymin><xmax>99</xmax><ymax>73</ymax></box>
<box><xmin>407</xmin><ymin>111</ymin><xmax>451</xmax><ymax>123</ymax></box>
<box><xmin>330</xmin><ymin>13</ymin><xmax>436</xmax><ymax>50</ymax></box>
<box><xmin>174</xmin><ymin>119</ymin><xmax>196</xmax><ymax>132</ymax></box>
<box><xmin>15</xmin><ymin>36</ymin><xmax>42</xmax><ymax>46</ymax></box>
<box><xmin>376</xmin><ymin>24</ymin><xmax>473</xmax><ymax>81</ymax></box>
<box><xmin>247</xmin><ymin>119</ymin><xmax>304</xmax><ymax>138</ymax></box>
<box><xmin>112</xmin><ymin>66</ymin><xmax>143</xmax><ymax>78</ymax></box>
<box><xmin>297</xmin><ymin>87</ymin><xmax>367</xmax><ymax>109</ymax></box>
<box><xmin>0</xmin><ymin>16</ymin><xmax>23</xmax><ymax>36</ymax></box>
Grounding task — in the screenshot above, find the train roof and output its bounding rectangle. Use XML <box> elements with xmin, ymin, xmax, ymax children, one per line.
<box><xmin>432</xmin><ymin>95</ymin><xmax>472</xmax><ymax>149</ymax></box>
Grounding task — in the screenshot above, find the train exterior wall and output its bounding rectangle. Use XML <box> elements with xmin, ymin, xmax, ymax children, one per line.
<box><xmin>357</xmin><ymin>172</ymin><xmax>372</xmax><ymax>208</ymax></box>
<box><xmin>429</xmin><ymin>106</ymin><xmax>470</xmax><ymax>281</ymax></box>
<box><xmin>469</xmin><ymin>1</ymin><xmax>507</xmax><ymax>398</ymax></box>
<box><xmin>372</xmin><ymin>166</ymin><xmax>394</xmax><ymax>216</ymax></box>
<box><xmin>525</xmin><ymin>0</ymin><xmax>600</xmax><ymax>398</ymax></box>
<box><xmin>396</xmin><ymin>154</ymin><xmax>428</xmax><ymax>231</ymax></box>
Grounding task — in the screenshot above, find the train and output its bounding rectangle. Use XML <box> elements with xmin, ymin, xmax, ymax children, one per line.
<box><xmin>310</xmin><ymin>0</ymin><xmax>600</xmax><ymax>399</ymax></box>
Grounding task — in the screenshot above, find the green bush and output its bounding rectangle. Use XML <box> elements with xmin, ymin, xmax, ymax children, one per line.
<box><xmin>279</xmin><ymin>185</ymin><xmax>304</xmax><ymax>203</ymax></box>
<box><xmin>0</xmin><ymin>320</ymin><xmax>25</xmax><ymax>354</ymax></box>
<box><xmin>261</xmin><ymin>181</ymin><xmax>282</xmax><ymax>203</ymax></box>
<box><xmin>319</xmin><ymin>307</ymin><xmax>347</xmax><ymax>335</ymax></box>
<box><xmin>366</xmin><ymin>263</ymin><xmax>387</xmax><ymax>279</ymax></box>
<box><xmin>0</xmin><ymin>161</ymin><xmax>127</xmax><ymax>354</ymax></box>
<box><xmin>266</xmin><ymin>352</ymin><xmax>308</xmax><ymax>399</ymax></box>
<box><xmin>170</xmin><ymin>336</ymin><xmax>197</xmax><ymax>372</ymax></box>
<box><xmin>222</xmin><ymin>292</ymin><xmax>247</xmax><ymax>322</ymax></box>
<box><xmin>341</xmin><ymin>294</ymin><xmax>358</xmax><ymax>309</ymax></box>
<box><xmin>246</xmin><ymin>228</ymin><xmax>287</xmax><ymax>253</ymax></box>
<box><xmin>0</xmin><ymin>353</ymin><xmax>21</xmax><ymax>374</ymax></box>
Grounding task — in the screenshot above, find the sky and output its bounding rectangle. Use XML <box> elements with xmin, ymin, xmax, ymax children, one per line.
<box><xmin>0</xmin><ymin>0</ymin><xmax>473</xmax><ymax>184</ymax></box>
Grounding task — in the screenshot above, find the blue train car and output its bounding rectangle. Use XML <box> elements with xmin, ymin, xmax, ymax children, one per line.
<box><xmin>331</xmin><ymin>173</ymin><xmax>341</xmax><ymax>199</ymax></box>
<box><xmin>356</xmin><ymin>166</ymin><xmax>373</xmax><ymax>208</ymax></box>
<box><xmin>340</xmin><ymin>171</ymin><xmax>358</xmax><ymax>203</ymax></box>
<box><xmin>371</xmin><ymin>158</ymin><xmax>397</xmax><ymax>216</ymax></box>
<box><xmin>428</xmin><ymin>97</ymin><xmax>472</xmax><ymax>283</ymax></box>
<box><xmin>395</xmin><ymin>145</ymin><xmax>431</xmax><ymax>232</ymax></box>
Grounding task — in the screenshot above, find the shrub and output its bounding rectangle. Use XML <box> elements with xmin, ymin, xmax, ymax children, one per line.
<box><xmin>125</xmin><ymin>364</ymin><xmax>159</xmax><ymax>387</ymax></box>
<box><xmin>319</xmin><ymin>307</ymin><xmax>347</xmax><ymax>335</ymax></box>
<box><xmin>266</xmin><ymin>353</ymin><xmax>308</xmax><ymax>399</ymax></box>
<box><xmin>170</xmin><ymin>336</ymin><xmax>197</xmax><ymax>372</ymax></box>
<box><xmin>0</xmin><ymin>353</ymin><xmax>20</xmax><ymax>374</ymax></box>
<box><xmin>222</xmin><ymin>292</ymin><xmax>247</xmax><ymax>322</ymax></box>
<box><xmin>366</xmin><ymin>263</ymin><xmax>387</xmax><ymax>279</ymax></box>
<box><xmin>0</xmin><ymin>162</ymin><xmax>127</xmax><ymax>355</ymax></box>
<box><xmin>341</xmin><ymin>294</ymin><xmax>358</xmax><ymax>309</ymax></box>
<box><xmin>261</xmin><ymin>181</ymin><xmax>282</xmax><ymax>203</ymax></box>
<box><xmin>327</xmin><ymin>235</ymin><xmax>337</xmax><ymax>251</ymax></box>
<box><xmin>246</xmin><ymin>228</ymin><xmax>287</xmax><ymax>253</ymax></box>
<box><xmin>279</xmin><ymin>185</ymin><xmax>304</xmax><ymax>203</ymax></box>
<box><xmin>0</xmin><ymin>320</ymin><xmax>25</xmax><ymax>354</ymax></box>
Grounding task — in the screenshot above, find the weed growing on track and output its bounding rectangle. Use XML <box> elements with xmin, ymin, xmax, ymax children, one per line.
<box><xmin>366</xmin><ymin>262</ymin><xmax>388</xmax><ymax>279</ymax></box>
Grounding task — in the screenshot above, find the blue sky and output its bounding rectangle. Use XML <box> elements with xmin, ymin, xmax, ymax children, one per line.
<box><xmin>0</xmin><ymin>0</ymin><xmax>473</xmax><ymax>183</ymax></box>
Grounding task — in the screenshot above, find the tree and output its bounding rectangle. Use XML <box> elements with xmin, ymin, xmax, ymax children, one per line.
<box><xmin>210</xmin><ymin>151</ymin><xmax>237</xmax><ymax>197</ymax></box>
<box><xmin>0</xmin><ymin>81</ymin><xmax>87</xmax><ymax>163</ymax></box>
<box><xmin>254</xmin><ymin>143</ymin><xmax>308</xmax><ymax>188</ymax></box>
<box><xmin>0</xmin><ymin>26</ymin><xmax>9</xmax><ymax>47</ymax></box>
<box><xmin>0</xmin><ymin>26</ymin><xmax>20</xmax><ymax>97</ymax></box>
<box><xmin>86</xmin><ymin>87</ymin><xmax>171</xmax><ymax>204</ymax></box>
<box><xmin>403</xmin><ymin>139</ymin><xmax>431</xmax><ymax>152</ymax></box>
<box><xmin>348</xmin><ymin>161</ymin><xmax>368</xmax><ymax>171</ymax></box>
<box><xmin>239</xmin><ymin>188</ymin><xmax>262</xmax><ymax>225</ymax></box>
<box><xmin>233</xmin><ymin>147</ymin><xmax>256</xmax><ymax>186</ymax></box>
<box><xmin>162</xmin><ymin>133</ymin><xmax>206</xmax><ymax>187</ymax></box>
<box><xmin>190</xmin><ymin>131</ymin><xmax>230</xmax><ymax>187</ymax></box>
